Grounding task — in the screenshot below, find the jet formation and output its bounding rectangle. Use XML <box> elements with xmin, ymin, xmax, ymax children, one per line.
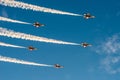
<box><xmin>0</xmin><ymin>12</ymin><xmax>94</xmax><ymax>69</ymax></box>
<box><xmin>28</xmin><ymin>13</ymin><xmax>94</xmax><ymax>68</ymax></box>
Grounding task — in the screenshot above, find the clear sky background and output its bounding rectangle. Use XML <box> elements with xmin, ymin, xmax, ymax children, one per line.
<box><xmin>0</xmin><ymin>0</ymin><xmax>120</xmax><ymax>80</ymax></box>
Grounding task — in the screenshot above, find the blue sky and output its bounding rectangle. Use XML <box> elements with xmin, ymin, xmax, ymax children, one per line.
<box><xmin>0</xmin><ymin>0</ymin><xmax>120</xmax><ymax>80</ymax></box>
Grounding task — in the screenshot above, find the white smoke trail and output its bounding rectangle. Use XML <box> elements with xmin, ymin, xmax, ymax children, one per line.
<box><xmin>0</xmin><ymin>0</ymin><xmax>81</xmax><ymax>16</ymax></box>
<box><xmin>0</xmin><ymin>41</ymin><xmax>25</xmax><ymax>48</ymax></box>
<box><xmin>0</xmin><ymin>27</ymin><xmax>79</xmax><ymax>45</ymax></box>
<box><xmin>0</xmin><ymin>16</ymin><xmax>31</xmax><ymax>25</ymax></box>
<box><xmin>0</xmin><ymin>55</ymin><xmax>53</xmax><ymax>67</ymax></box>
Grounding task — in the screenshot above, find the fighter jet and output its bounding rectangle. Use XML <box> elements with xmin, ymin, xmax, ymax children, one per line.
<box><xmin>33</xmin><ymin>22</ymin><xmax>44</xmax><ymax>28</ymax></box>
<box><xmin>28</xmin><ymin>46</ymin><xmax>37</xmax><ymax>51</ymax></box>
<box><xmin>83</xmin><ymin>13</ymin><xmax>95</xmax><ymax>19</ymax></box>
<box><xmin>80</xmin><ymin>42</ymin><xmax>92</xmax><ymax>48</ymax></box>
<box><xmin>54</xmin><ymin>64</ymin><xmax>63</xmax><ymax>68</ymax></box>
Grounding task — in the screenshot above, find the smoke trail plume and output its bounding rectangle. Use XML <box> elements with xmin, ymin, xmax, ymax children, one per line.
<box><xmin>0</xmin><ymin>27</ymin><xmax>79</xmax><ymax>45</ymax></box>
<box><xmin>0</xmin><ymin>55</ymin><xmax>53</xmax><ymax>67</ymax></box>
<box><xmin>0</xmin><ymin>0</ymin><xmax>81</xmax><ymax>16</ymax></box>
<box><xmin>0</xmin><ymin>16</ymin><xmax>31</xmax><ymax>25</ymax></box>
<box><xmin>0</xmin><ymin>41</ymin><xmax>25</xmax><ymax>48</ymax></box>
